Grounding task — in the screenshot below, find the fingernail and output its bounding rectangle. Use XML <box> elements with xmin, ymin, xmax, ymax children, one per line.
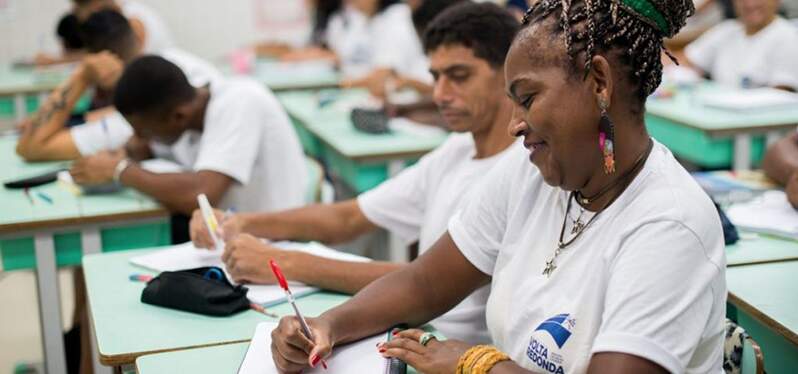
<box><xmin>379</xmin><ymin>348</ymin><xmax>386</xmax><ymax>353</ymax></box>
<box><xmin>311</xmin><ymin>354</ymin><xmax>320</xmax><ymax>367</ymax></box>
<box><xmin>392</xmin><ymin>331</ymin><xmax>398</xmax><ymax>336</ymax></box>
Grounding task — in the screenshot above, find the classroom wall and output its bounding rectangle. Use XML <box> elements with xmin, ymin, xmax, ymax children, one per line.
<box><xmin>0</xmin><ymin>0</ymin><xmax>310</xmax><ymax>65</ymax></box>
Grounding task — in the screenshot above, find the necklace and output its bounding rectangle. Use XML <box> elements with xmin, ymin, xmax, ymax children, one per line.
<box><xmin>575</xmin><ymin>140</ymin><xmax>654</xmax><ymax>205</ymax></box>
<box><xmin>542</xmin><ymin>139</ymin><xmax>653</xmax><ymax>278</ymax></box>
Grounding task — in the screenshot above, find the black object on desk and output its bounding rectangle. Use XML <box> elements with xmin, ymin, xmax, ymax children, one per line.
<box><xmin>4</xmin><ymin>168</ymin><xmax>65</xmax><ymax>189</ymax></box>
<box><xmin>352</xmin><ymin>108</ymin><xmax>391</xmax><ymax>134</ymax></box>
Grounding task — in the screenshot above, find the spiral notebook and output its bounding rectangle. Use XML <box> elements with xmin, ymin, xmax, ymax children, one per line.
<box><xmin>238</xmin><ymin>322</ymin><xmax>392</xmax><ymax>374</ymax></box>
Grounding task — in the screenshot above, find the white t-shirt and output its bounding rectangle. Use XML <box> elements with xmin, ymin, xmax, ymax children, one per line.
<box><xmin>71</xmin><ymin>48</ymin><xmax>223</xmax><ymax>156</ymax></box>
<box><xmin>326</xmin><ymin>4</ymin><xmax>430</xmax><ymax>81</ymax></box>
<box><xmin>448</xmin><ymin>141</ymin><xmax>726</xmax><ymax>374</ymax></box>
<box><xmin>120</xmin><ymin>0</ymin><xmax>175</xmax><ymax>53</ymax></box>
<box><xmin>686</xmin><ymin>17</ymin><xmax>798</xmax><ymax>90</ymax></box>
<box><xmin>158</xmin><ymin>77</ymin><xmax>308</xmax><ymax>213</ymax></box>
<box><xmin>357</xmin><ymin>133</ymin><xmax>511</xmax><ymax>344</ymax></box>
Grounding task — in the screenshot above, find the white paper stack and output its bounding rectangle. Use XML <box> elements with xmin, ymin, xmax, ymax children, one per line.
<box><xmin>727</xmin><ymin>191</ymin><xmax>798</xmax><ymax>239</ymax></box>
<box><xmin>238</xmin><ymin>322</ymin><xmax>389</xmax><ymax>374</ymax></box>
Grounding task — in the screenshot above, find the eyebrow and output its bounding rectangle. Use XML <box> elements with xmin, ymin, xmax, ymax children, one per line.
<box><xmin>429</xmin><ymin>64</ymin><xmax>472</xmax><ymax>75</ymax></box>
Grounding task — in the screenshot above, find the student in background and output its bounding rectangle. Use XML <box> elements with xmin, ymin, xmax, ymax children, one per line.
<box><xmin>684</xmin><ymin>0</ymin><xmax>798</xmax><ymax>91</ymax></box>
<box><xmin>269</xmin><ymin>0</ymin><xmax>726</xmax><ymax>372</ymax></box>
<box><xmin>16</xmin><ymin>10</ymin><xmax>221</xmax><ymax>161</ymax></box>
<box><xmin>33</xmin><ymin>13</ymin><xmax>87</xmax><ymax>65</ymax></box>
<box><xmin>763</xmin><ymin>132</ymin><xmax>798</xmax><ymax>208</ymax></box>
<box><xmin>190</xmin><ymin>2</ymin><xmax>520</xmax><ymax>345</ymax></box>
<box><xmin>69</xmin><ymin>56</ymin><xmax>308</xmax><ymax>216</ymax></box>
<box><xmin>71</xmin><ymin>0</ymin><xmax>174</xmax><ymax>53</ymax></box>
<box><xmin>255</xmin><ymin>0</ymin><xmax>343</xmax><ymax>59</ymax></box>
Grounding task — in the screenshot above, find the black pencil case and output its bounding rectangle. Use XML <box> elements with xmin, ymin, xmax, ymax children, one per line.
<box><xmin>141</xmin><ymin>266</ymin><xmax>251</xmax><ymax>316</ymax></box>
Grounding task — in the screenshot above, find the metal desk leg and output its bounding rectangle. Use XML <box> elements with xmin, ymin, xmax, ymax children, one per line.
<box><xmin>733</xmin><ymin>134</ymin><xmax>752</xmax><ymax>171</ymax></box>
<box><xmin>387</xmin><ymin>160</ymin><xmax>408</xmax><ymax>262</ymax></box>
<box><xmin>34</xmin><ymin>233</ymin><xmax>67</xmax><ymax>374</ymax></box>
<box><xmin>766</xmin><ymin>130</ymin><xmax>784</xmax><ymax>148</ymax></box>
<box><xmin>14</xmin><ymin>94</ymin><xmax>26</xmax><ymax>123</ymax></box>
<box><xmin>82</xmin><ymin>228</ymin><xmax>112</xmax><ymax>374</ymax></box>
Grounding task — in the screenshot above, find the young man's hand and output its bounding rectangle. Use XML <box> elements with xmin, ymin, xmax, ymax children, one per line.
<box><xmin>70</xmin><ymin>150</ymin><xmax>125</xmax><ymax>185</ymax></box>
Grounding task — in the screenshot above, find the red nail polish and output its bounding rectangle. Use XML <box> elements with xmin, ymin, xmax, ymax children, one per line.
<box><xmin>311</xmin><ymin>354</ymin><xmax>320</xmax><ymax>367</ymax></box>
<box><xmin>379</xmin><ymin>348</ymin><xmax>386</xmax><ymax>353</ymax></box>
<box><xmin>392</xmin><ymin>331</ymin><xmax>398</xmax><ymax>336</ymax></box>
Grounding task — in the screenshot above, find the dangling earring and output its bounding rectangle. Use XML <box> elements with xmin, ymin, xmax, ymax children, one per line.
<box><xmin>598</xmin><ymin>100</ymin><xmax>616</xmax><ymax>174</ymax></box>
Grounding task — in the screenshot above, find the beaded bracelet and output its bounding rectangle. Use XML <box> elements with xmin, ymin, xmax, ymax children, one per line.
<box><xmin>456</xmin><ymin>345</ymin><xmax>511</xmax><ymax>374</ymax></box>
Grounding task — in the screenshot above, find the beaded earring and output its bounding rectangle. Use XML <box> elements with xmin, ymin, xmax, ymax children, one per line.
<box><xmin>598</xmin><ymin>100</ymin><xmax>616</xmax><ymax>174</ymax></box>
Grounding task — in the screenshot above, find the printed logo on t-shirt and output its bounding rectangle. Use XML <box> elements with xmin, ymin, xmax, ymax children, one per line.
<box><xmin>526</xmin><ymin>313</ymin><xmax>576</xmax><ymax>374</ymax></box>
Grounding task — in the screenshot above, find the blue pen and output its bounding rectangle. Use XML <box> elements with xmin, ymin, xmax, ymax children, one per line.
<box><xmin>36</xmin><ymin>191</ymin><xmax>53</xmax><ymax>204</ymax></box>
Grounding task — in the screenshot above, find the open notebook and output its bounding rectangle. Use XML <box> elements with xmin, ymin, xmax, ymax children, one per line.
<box><xmin>238</xmin><ymin>322</ymin><xmax>391</xmax><ymax>374</ymax></box>
<box><xmin>129</xmin><ymin>241</ymin><xmax>370</xmax><ymax>306</ymax></box>
<box><xmin>727</xmin><ymin>190</ymin><xmax>798</xmax><ymax>240</ymax></box>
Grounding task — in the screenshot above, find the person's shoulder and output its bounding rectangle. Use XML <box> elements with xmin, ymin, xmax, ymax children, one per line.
<box><xmin>768</xmin><ymin>17</ymin><xmax>798</xmax><ymax>39</ymax></box>
<box><xmin>624</xmin><ymin>142</ymin><xmax>722</xmax><ymax>248</ymax></box>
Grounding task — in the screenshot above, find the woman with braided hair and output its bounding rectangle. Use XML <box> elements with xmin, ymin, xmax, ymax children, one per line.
<box><xmin>268</xmin><ymin>0</ymin><xmax>726</xmax><ymax>373</ymax></box>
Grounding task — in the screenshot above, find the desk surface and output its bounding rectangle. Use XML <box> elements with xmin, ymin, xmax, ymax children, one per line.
<box><xmin>278</xmin><ymin>89</ymin><xmax>448</xmax><ymax>162</ymax></box>
<box><xmin>726</xmin><ymin>261</ymin><xmax>798</xmax><ymax>346</ymax></box>
<box><xmin>0</xmin><ymin>65</ymin><xmax>69</xmax><ymax>96</ymax></box>
<box><xmin>646</xmin><ymin>84</ymin><xmax>798</xmax><ymax>137</ymax></box>
<box><xmin>726</xmin><ymin>234</ymin><xmax>798</xmax><ymax>266</ymax></box>
<box><xmin>0</xmin><ymin>136</ymin><xmax>165</xmax><ymax>235</ymax></box>
<box><xmin>84</xmin><ymin>249</ymin><xmax>350</xmax><ymax>366</ymax></box>
<box><xmin>220</xmin><ymin>59</ymin><xmax>341</xmax><ymax>92</ymax></box>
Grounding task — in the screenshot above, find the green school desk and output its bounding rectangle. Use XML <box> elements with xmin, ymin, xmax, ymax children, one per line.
<box><xmin>83</xmin><ymin>249</ymin><xmax>349</xmax><ymax>369</ymax></box>
<box><xmin>0</xmin><ymin>135</ymin><xmax>170</xmax><ymax>374</ymax></box>
<box><xmin>727</xmin><ymin>261</ymin><xmax>798</xmax><ymax>373</ymax></box>
<box><xmin>726</xmin><ymin>234</ymin><xmax>798</xmax><ymax>266</ymax></box>
<box><xmin>219</xmin><ymin>58</ymin><xmax>341</xmax><ymax>92</ymax></box>
<box><xmin>0</xmin><ymin>65</ymin><xmax>68</xmax><ymax>122</ymax></box>
<box><xmin>645</xmin><ymin>84</ymin><xmax>798</xmax><ymax>171</ymax></box>
<box><xmin>277</xmin><ymin>89</ymin><xmax>449</xmax><ymax>193</ymax></box>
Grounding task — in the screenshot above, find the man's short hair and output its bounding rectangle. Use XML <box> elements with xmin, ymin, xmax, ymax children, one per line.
<box><xmin>80</xmin><ymin>9</ymin><xmax>136</xmax><ymax>58</ymax></box>
<box><xmin>423</xmin><ymin>2</ymin><xmax>520</xmax><ymax>68</ymax></box>
<box><xmin>114</xmin><ymin>55</ymin><xmax>196</xmax><ymax>117</ymax></box>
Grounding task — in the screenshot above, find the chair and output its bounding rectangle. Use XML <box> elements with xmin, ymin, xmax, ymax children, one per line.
<box><xmin>723</xmin><ymin>318</ymin><xmax>765</xmax><ymax>374</ymax></box>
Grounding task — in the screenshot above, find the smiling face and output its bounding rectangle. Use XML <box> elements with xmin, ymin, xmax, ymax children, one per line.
<box><xmin>504</xmin><ymin>26</ymin><xmax>604</xmax><ymax>190</ymax></box>
<box><xmin>429</xmin><ymin>44</ymin><xmax>508</xmax><ymax>134</ymax></box>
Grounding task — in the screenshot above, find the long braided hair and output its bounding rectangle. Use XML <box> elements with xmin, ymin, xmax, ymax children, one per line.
<box><xmin>522</xmin><ymin>0</ymin><xmax>694</xmax><ymax>102</ymax></box>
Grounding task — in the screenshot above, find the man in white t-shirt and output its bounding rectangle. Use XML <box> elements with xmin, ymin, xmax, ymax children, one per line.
<box><xmin>684</xmin><ymin>0</ymin><xmax>798</xmax><ymax>90</ymax></box>
<box><xmin>69</xmin><ymin>55</ymin><xmax>307</xmax><ymax>215</ymax></box>
<box><xmin>188</xmin><ymin>2</ymin><xmax>520</xmax><ymax>344</ymax></box>
<box><xmin>16</xmin><ymin>10</ymin><xmax>220</xmax><ymax>162</ymax></box>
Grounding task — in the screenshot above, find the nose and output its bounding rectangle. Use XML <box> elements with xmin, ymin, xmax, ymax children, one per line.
<box><xmin>507</xmin><ymin>107</ymin><xmax>528</xmax><ymax>138</ymax></box>
<box><xmin>432</xmin><ymin>77</ymin><xmax>454</xmax><ymax>107</ymax></box>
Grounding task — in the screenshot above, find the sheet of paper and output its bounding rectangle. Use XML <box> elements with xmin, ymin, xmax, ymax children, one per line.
<box><xmin>727</xmin><ymin>190</ymin><xmax>798</xmax><ymax>239</ymax></box>
<box><xmin>129</xmin><ymin>241</ymin><xmax>371</xmax><ymax>304</ymax></box>
<box><xmin>238</xmin><ymin>322</ymin><xmax>389</xmax><ymax>374</ymax></box>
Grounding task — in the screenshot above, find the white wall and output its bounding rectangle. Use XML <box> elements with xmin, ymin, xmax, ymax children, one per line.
<box><xmin>0</xmin><ymin>0</ymin><xmax>310</xmax><ymax>65</ymax></box>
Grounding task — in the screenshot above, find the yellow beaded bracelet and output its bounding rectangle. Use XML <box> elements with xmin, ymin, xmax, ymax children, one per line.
<box><xmin>456</xmin><ymin>345</ymin><xmax>510</xmax><ymax>374</ymax></box>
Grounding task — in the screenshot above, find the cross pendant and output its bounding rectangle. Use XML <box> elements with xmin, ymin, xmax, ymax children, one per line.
<box><xmin>571</xmin><ymin>220</ymin><xmax>584</xmax><ymax>235</ymax></box>
<box><xmin>542</xmin><ymin>258</ymin><xmax>557</xmax><ymax>278</ymax></box>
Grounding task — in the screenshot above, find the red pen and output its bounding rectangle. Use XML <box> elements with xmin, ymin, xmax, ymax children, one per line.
<box><xmin>270</xmin><ymin>259</ymin><xmax>328</xmax><ymax>370</ymax></box>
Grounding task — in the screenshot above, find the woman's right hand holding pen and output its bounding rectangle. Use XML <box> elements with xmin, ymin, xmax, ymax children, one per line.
<box><xmin>189</xmin><ymin>208</ymin><xmax>245</xmax><ymax>249</ymax></box>
<box><xmin>271</xmin><ymin>315</ymin><xmax>335</xmax><ymax>374</ymax></box>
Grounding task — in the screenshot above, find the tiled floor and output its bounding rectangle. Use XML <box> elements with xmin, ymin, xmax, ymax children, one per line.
<box><xmin>0</xmin><ymin>268</ymin><xmax>76</xmax><ymax>373</ymax></box>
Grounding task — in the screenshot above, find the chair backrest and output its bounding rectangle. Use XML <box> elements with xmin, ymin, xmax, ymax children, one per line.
<box><xmin>724</xmin><ymin>318</ymin><xmax>765</xmax><ymax>374</ymax></box>
<box><xmin>304</xmin><ymin>156</ymin><xmax>324</xmax><ymax>204</ymax></box>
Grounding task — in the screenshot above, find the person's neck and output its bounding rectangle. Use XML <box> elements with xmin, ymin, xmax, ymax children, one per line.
<box><xmin>471</xmin><ymin>98</ymin><xmax>515</xmax><ymax>159</ymax></box>
<box><xmin>577</xmin><ymin>114</ymin><xmax>650</xmax><ymax>212</ymax></box>
<box><xmin>186</xmin><ymin>87</ymin><xmax>211</xmax><ymax>132</ymax></box>
<box><xmin>745</xmin><ymin>15</ymin><xmax>777</xmax><ymax>35</ymax></box>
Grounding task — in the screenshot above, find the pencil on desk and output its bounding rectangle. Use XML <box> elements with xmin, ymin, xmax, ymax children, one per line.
<box><xmin>24</xmin><ymin>188</ymin><xmax>35</xmax><ymax>205</ymax></box>
<box><xmin>36</xmin><ymin>191</ymin><xmax>53</xmax><ymax>204</ymax></box>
